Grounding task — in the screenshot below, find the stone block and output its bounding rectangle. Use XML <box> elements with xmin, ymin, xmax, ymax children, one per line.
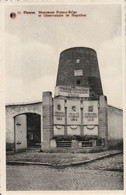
<box><xmin>41</xmin><ymin>141</ymin><xmax>50</xmax><ymax>150</ymax></box>
<box><xmin>71</xmin><ymin>140</ymin><xmax>79</xmax><ymax>149</ymax></box>
<box><xmin>50</xmin><ymin>139</ymin><xmax>57</xmax><ymax>148</ymax></box>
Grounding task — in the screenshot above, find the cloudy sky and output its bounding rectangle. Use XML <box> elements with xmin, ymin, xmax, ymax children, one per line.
<box><xmin>5</xmin><ymin>3</ymin><xmax>123</xmax><ymax>108</ymax></box>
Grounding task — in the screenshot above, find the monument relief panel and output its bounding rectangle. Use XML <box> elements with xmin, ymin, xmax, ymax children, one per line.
<box><xmin>67</xmin><ymin>100</ymin><xmax>81</xmax><ymax>125</ymax></box>
<box><xmin>83</xmin><ymin>101</ymin><xmax>98</xmax><ymax>125</ymax></box>
<box><xmin>54</xmin><ymin>98</ymin><xmax>65</xmax><ymax>125</ymax></box>
<box><xmin>53</xmin><ymin>98</ymin><xmax>65</xmax><ymax>135</ymax></box>
<box><xmin>84</xmin><ymin>126</ymin><xmax>98</xmax><ymax>135</ymax></box>
<box><xmin>67</xmin><ymin>126</ymin><xmax>80</xmax><ymax>135</ymax></box>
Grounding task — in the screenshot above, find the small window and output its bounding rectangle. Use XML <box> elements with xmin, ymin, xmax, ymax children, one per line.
<box><xmin>74</xmin><ymin>70</ymin><xmax>83</xmax><ymax>76</ymax></box>
<box><xmin>76</xmin><ymin>80</ymin><xmax>81</xmax><ymax>85</ymax></box>
<box><xmin>76</xmin><ymin>59</ymin><xmax>80</xmax><ymax>63</ymax></box>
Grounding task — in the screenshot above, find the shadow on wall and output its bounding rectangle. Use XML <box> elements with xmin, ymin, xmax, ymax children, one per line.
<box><xmin>108</xmin><ymin>139</ymin><xmax>123</xmax><ymax>150</ymax></box>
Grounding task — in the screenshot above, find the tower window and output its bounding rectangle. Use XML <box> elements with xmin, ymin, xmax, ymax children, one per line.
<box><xmin>76</xmin><ymin>80</ymin><xmax>81</xmax><ymax>85</ymax></box>
<box><xmin>76</xmin><ymin>59</ymin><xmax>80</xmax><ymax>63</ymax></box>
<box><xmin>74</xmin><ymin>70</ymin><xmax>83</xmax><ymax>76</ymax></box>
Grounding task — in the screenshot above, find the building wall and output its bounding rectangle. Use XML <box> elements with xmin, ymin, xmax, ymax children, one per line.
<box><xmin>6</xmin><ymin>102</ymin><xmax>123</xmax><ymax>150</ymax></box>
<box><xmin>108</xmin><ymin>105</ymin><xmax>123</xmax><ymax>140</ymax></box>
<box><xmin>6</xmin><ymin>102</ymin><xmax>42</xmax><ymax>149</ymax></box>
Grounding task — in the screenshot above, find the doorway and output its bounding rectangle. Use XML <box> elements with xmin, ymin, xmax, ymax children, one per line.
<box><xmin>14</xmin><ymin>113</ymin><xmax>41</xmax><ymax>150</ymax></box>
<box><xmin>27</xmin><ymin>113</ymin><xmax>41</xmax><ymax>148</ymax></box>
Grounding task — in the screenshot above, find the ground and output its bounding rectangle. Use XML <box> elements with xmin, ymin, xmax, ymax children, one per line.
<box><xmin>6</xmin><ymin>153</ymin><xmax>123</xmax><ymax>191</ymax></box>
<box><xmin>6</xmin><ymin>149</ymin><xmax>122</xmax><ymax>165</ymax></box>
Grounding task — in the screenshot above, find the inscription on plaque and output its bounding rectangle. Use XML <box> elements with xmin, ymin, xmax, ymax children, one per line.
<box><xmin>54</xmin><ymin>99</ymin><xmax>65</xmax><ymax>125</ymax></box>
<box><xmin>67</xmin><ymin>100</ymin><xmax>81</xmax><ymax>125</ymax></box>
<box><xmin>83</xmin><ymin>101</ymin><xmax>98</xmax><ymax>124</ymax></box>
<box><xmin>55</xmin><ymin>86</ymin><xmax>89</xmax><ymax>97</ymax></box>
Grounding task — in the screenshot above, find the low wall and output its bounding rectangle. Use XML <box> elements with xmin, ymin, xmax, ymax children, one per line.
<box><xmin>6</xmin><ymin>102</ymin><xmax>123</xmax><ymax>151</ymax></box>
<box><xmin>108</xmin><ymin>105</ymin><xmax>123</xmax><ymax>149</ymax></box>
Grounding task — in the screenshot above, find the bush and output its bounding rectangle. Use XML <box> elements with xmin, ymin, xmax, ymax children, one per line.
<box><xmin>53</xmin><ymin>135</ymin><xmax>76</xmax><ymax>141</ymax></box>
<box><xmin>53</xmin><ymin>135</ymin><xmax>102</xmax><ymax>142</ymax></box>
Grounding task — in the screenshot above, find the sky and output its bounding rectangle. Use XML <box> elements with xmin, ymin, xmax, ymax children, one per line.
<box><xmin>4</xmin><ymin>3</ymin><xmax>123</xmax><ymax>108</ymax></box>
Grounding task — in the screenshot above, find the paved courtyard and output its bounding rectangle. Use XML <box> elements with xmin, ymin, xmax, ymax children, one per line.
<box><xmin>6</xmin><ymin>154</ymin><xmax>123</xmax><ymax>191</ymax></box>
<box><xmin>6</xmin><ymin>149</ymin><xmax>122</xmax><ymax>165</ymax></box>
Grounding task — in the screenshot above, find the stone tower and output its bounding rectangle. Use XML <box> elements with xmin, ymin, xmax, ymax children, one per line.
<box><xmin>56</xmin><ymin>47</ymin><xmax>103</xmax><ymax>99</ymax></box>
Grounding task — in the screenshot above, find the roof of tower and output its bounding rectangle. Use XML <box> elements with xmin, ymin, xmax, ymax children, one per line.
<box><xmin>60</xmin><ymin>47</ymin><xmax>96</xmax><ymax>55</ymax></box>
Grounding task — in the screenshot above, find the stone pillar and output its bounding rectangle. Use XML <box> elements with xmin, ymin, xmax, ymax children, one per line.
<box><xmin>80</xmin><ymin>108</ymin><xmax>84</xmax><ymax>136</ymax></box>
<box><xmin>99</xmin><ymin>95</ymin><xmax>108</xmax><ymax>147</ymax></box>
<box><xmin>64</xmin><ymin>107</ymin><xmax>67</xmax><ymax>135</ymax></box>
<box><xmin>41</xmin><ymin>91</ymin><xmax>53</xmax><ymax>151</ymax></box>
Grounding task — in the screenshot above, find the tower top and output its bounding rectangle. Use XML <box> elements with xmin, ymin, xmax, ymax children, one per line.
<box><xmin>60</xmin><ymin>47</ymin><xmax>96</xmax><ymax>55</ymax></box>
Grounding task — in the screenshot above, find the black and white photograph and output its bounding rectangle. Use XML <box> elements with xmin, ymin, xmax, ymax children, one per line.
<box><xmin>1</xmin><ymin>0</ymin><xmax>125</xmax><ymax>194</ymax></box>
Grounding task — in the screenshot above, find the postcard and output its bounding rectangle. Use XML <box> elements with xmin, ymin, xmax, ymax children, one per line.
<box><xmin>0</xmin><ymin>0</ymin><xmax>125</xmax><ymax>194</ymax></box>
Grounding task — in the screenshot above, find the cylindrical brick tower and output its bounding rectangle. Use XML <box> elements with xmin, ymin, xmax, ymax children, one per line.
<box><xmin>56</xmin><ymin>47</ymin><xmax>103</xmax><ymax>98</ymax></box>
